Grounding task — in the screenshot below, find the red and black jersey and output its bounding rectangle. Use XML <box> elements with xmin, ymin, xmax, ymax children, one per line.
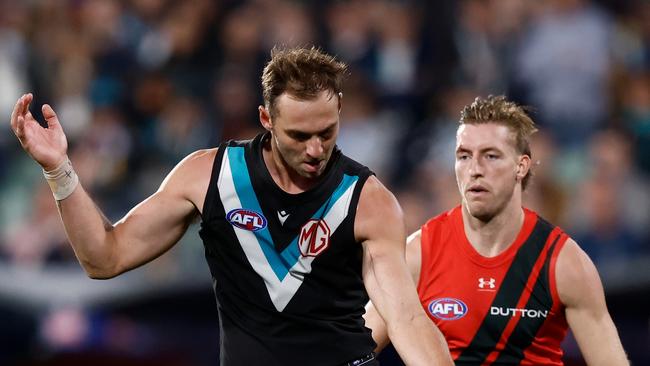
<box><xmin>417</xmin><ymin>206</ymin><xmax>569</xmax><ymax>365</ymax></box>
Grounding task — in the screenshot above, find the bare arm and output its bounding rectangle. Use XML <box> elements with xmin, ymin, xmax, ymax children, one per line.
<box><xmin>356</xmin><ymin>177</ymin><xmax>451</xmax><ymax>365</ymax></box>
<box><xmin>10</xmin><ymin>93</ymin><xmax>213</xmax><ymax>279</ymax></box>
<box><xmin>364</xmin><ymin>230</ymin><xmax>424</xmax><ymax>352</ymax></box>
<box><xmin>60</xmin><ymin>150</ymin><xmax>211</xmax><ymax>278</ymax></box>
<box><xmin>556</xmin><ymin>239</ymin><xmax>629</xmax><ymax>366</ymax></box>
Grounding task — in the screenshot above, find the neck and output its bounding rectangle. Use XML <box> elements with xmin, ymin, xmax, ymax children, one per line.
<box><xmin>262</xmin><ymin>134</ymin><xmax>319</xmax><ymax>194</ymax></box>
<box><xmin>461</xmin><ymin>192</ymin><xmax>525</xmax><ymax>258</ymax></box>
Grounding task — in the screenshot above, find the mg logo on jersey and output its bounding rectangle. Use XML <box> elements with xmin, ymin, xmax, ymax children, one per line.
<box><xmin>428</xmin><ymin>298</ymin><xmax>468</xmax><ymax>320</ymax></box>
<box><xmin>226</xmin><ymin>209</ymin><xmax>267</xmax><ymax>232</ymax></box>
<box><xmin>478</xmin><ymin>277</ymin><xmax>496</xmax><ymax>290</ymax></box>
<box><xmin>298</xmin><ymin>219</ymin><xmax>331</xmax><ymax>257</ymax></box>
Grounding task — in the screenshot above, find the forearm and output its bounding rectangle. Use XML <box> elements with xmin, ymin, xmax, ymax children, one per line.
<box><xmin>571</xmin><ymin>314</ymin><xmax>629</xmax><ymax>366</ymax></box>
<box><xmin>368</xmin><ymin>266</ymin><xmax>452</xmax><ymax>365</ymax></box>
<box><xmin>576</xmin><ymin>324</ymin><xmax>629</xmax><ymax>366</ymax></box>
<box><xmin>356</xmin><ymin>180</ymin><xmax>452</xmax><ymax>364</ymax></box>
<box><xmin>387</xmin><ymin>309</ymin><xmax>452</xmax><ymax>365</ymax></box>
<box><xmin>364</xmin><ymin>301</ymin><xmax>390</xmax><ymax>352</ymax></box>
<box><xmin>56</xmin><ymin>184</ymin><xmax>119</xmax><ymax>278</ymax></box>
<box><xmin>584</xmin><ymin>349</ymin><xmax>629</xmax><ymax>366</ymax></box>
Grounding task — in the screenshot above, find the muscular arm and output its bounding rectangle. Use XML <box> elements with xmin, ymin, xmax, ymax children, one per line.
<box><xmin>10</xmin><ymin>93</ymin><xmax>214</xmax><ymax>279</ymax></box>
<box><xmin>356</xmin><ymin>177</ymin><xmax>451</xmax><ymax>365</ymax></box>
<box><xmin>364</xmin><ymin>230</ymin><xmax>425</xmax><ymax>352</ymax></box>
<box><xmin>60</xmin><ymin>150</ymin><xmax>214</xmax><ymax>278</ymax></box>
<box><xmin>556</xmin><ymin>239</ymin><xmax>629</xmax><ymax>366</ymax></box>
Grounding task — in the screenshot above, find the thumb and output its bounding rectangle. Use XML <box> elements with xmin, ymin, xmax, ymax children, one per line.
<box><xmin>42</xmin><ymin>104</ymin><xmax>61</xmax><ymax>129</ymax></box>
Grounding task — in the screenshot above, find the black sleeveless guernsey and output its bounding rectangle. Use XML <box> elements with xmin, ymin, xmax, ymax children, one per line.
<box><xmin>199</xmin><ymin>133</ymin><xmax>376</xmax><ymax>365</ymax></box>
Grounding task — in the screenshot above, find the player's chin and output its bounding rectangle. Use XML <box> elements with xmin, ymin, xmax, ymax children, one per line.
<box><xmin>466</xmin><ymin>202</ymin><xmax>495</xmax><ymax>222</ymax></box>
<box><xmin>298</xmin><ymin>169</ymin><xmax>322</xmax><ymax>179</ymax></box>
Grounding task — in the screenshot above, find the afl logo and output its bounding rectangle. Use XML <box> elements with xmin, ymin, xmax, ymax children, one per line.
<box><xmin>428</xmin><ymin>298</ymin><xmax>468</xmax><ymax>321</ymax></box>
<box><xmin>226</xmin><ymin>209</ymin><xmax>267</xmax><ymax>232</ymax></box>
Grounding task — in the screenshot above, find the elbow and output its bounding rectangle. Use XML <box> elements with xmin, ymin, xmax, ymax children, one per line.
<box><xmin>81</xmin><ymin>261</ymin><xmax>122</xmax><ymax>280</ymax></box>
<box><xmin>86</xmin><ymin>270</ymin><xmax>118</xmax><ymax>280</ymax></box>
<box><xmin>78</xmin><ymin>240</ymin><xmax>124</xmax><ymax>279</ymax></box>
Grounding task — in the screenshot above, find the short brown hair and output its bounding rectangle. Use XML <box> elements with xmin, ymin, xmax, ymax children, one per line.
<box><xmin>460</xmin><ymin>95</ymin><xmax>538</xmax><ymax>189</ymax></box>
<box><xmin>261</xmin><ymin>46</ymin><xmax>348</xmax><ymax>117</ymax></box>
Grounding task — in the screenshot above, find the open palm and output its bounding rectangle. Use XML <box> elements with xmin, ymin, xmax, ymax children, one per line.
<box><xmin>10</xmin><ymin>93</ymin><xmax>68</xmax><ymax>171</ymax></box>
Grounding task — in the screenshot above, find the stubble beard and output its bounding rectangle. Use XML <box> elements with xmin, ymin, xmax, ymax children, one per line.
<box><xmin>465</xmin><ymin>189</ymin><xmax>513</xmax><ymax>223</ymax></box>
<box><xmin>279</xmin><ymin>146</ymin><xmax>327</xmax><ymax>180</ymax></box>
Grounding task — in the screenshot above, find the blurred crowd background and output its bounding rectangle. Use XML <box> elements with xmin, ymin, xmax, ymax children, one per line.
<box><xmin>0</xmin><ymin>0</ymin><xmax>649</xmax><ymax>365</ymax></box>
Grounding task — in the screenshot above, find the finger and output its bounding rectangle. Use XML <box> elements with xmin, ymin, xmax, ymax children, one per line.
<box><xmin>15</xmin><ymin>115</ymin><xmax>25</xmax><ymax>139</ymax></box>
<box><xmin>42</xmin><ymin>104</ymin><xmax>61</xmax><ymax>129</ymax></box>
<box><xmin>17</xmin><ymin>116</ymin><xmax>38</xmax><ymax>148</ymax></box>
<box><xmin>11</xmin><ymin>94</ymin><xmax>26</xmax><ymax>128</ymax></box>
<box><xmin>9</xmin><ymin>96</ymin><xmax>23</xmax><ymax>132</ymax></box>
<box><xmin>21</xmin><ymin>93</ymin><xmax>33</xmax><ymax>116</ymax></box>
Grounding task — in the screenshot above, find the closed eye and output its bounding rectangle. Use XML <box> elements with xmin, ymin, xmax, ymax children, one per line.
<box><xmin>320</xmin><ymin>131</ymin><xmax>333</xmax><ymax>140</ymax></box>
<box><xmin>288</xmin><ymin>131</ymin><xmax>310</xmax><ymax>142</ymax></box>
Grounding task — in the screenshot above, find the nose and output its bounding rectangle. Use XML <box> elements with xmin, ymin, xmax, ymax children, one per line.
<box><xmin>305</xmin><ymin>137</ymin><xmax>324</xmax><ymax>159</ymax></box>
<box><xmin>468</xmin><ymin>156</ymin><xmax>484</xmax><ymax>178</ymax></box>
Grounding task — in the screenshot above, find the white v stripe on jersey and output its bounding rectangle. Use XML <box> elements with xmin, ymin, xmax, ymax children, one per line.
<box><xmin>218</xmin><ymin>147</ymin><xmax>358</xmax><ymax>312</ymax></box>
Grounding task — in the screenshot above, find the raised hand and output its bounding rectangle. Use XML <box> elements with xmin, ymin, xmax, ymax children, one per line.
<box><xmin>10</xmin><ymin>93</ymin><xmax>68</xmax><ymax>171</ymax></box>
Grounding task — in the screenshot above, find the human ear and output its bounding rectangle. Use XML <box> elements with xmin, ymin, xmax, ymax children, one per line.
<box><xmin>516</xmin><ymin>154</ymin><xmax>531</xmax><ymax>181</ymax></box>
<box><xmin>259</xmin><ymin>105</ymin><xmax>273</xmax><ymax>131</ymax></box>
<box><xmin>337</xmin><ymin>92</ymin><xmax>343</xmax><ymax>114</ymax></box>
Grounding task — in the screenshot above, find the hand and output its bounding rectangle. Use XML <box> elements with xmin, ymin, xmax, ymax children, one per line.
<box><xmin>10</xmin><ymin>93</ymin><xmax>68</xmax><ymax>171</ymax></box>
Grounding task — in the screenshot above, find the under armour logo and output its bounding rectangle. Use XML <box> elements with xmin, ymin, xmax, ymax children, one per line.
<box><xmin>478</xmin><ymin>277</ymin><xmax>496</xmax><ymax>290</ymax></box>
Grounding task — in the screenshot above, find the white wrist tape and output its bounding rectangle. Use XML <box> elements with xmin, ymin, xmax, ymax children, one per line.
<box><xmin>43</xmin><ymin>158</ymin><xmax>79</xmax><ymax>201</ymax></box>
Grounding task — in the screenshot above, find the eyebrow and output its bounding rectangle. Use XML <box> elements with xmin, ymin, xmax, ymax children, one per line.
<box><xmin>456</xmin><ymin>145</ymin><xmax>503</xmax><ymax>154</ymax></box>
<box><xmin>286</xmin><ymin>121</ymin><xmax>337</xmax><ymax>136</ymax></box>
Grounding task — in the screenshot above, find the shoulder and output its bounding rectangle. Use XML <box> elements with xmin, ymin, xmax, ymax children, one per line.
<box><xmin>358</xmin><ymin>176</ymin><xmax>402</xmax><ymax>217</ymax></box>
<box><xmin>421</xmin><ymin>206</ymin><xmax>458</xmax><ymax>236</ymax></box>
<box><xmin>407</xmin><ymin>229</ymin><xmax>422</xmax><ymax>245</ymax></box>
<box><xmin>417</xmin><ymin>207</ymin><xmax>460</xmax><ymax>269</ymax></box>
<box><xmin>183</xmin><ymin>148</ymin><xmax>218</xmax><ymax>165</ymax></box>
<box><xmin>355</xmin><ymin>176</ymin><xmax>404</xmax><ymax>243</ymax></box>
<box><xmin>160</xmin><ymin>148</ymin><xmax>218</xmax><ymax>209</ymax></box>
<box><xmin>405</xmin><ymin>230</ymin><xmax>423</xmax><ymax>284</ymax></box>
<box><xmin>406</xmin><ymin>230</ymin><xmax>423</xmax><ymax>259</ymax></box>
<box><xmin>166</xmin><ymin>148</ymin><xmax>218</xmax><ymax>181</ymax></box>
<box><xmin>337</xmin><ymin>151</ymin><xmax>374</xmax><ymax>176</ymax></box>
<box><xmin>555</xmin><ymin>237</ymin><xmax>604</xmax><ymax>308</ymax></box>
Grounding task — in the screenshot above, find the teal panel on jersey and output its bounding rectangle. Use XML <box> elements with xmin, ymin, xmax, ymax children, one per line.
<box><xmin>228</xmin><ymin>147</ymin><xmax>359</xmax><ymax>280</ymax></box>
<box><xmin>279</xmin><ymin>173</ymin><xmax>359</xmax><ymax>266</ymax></box>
